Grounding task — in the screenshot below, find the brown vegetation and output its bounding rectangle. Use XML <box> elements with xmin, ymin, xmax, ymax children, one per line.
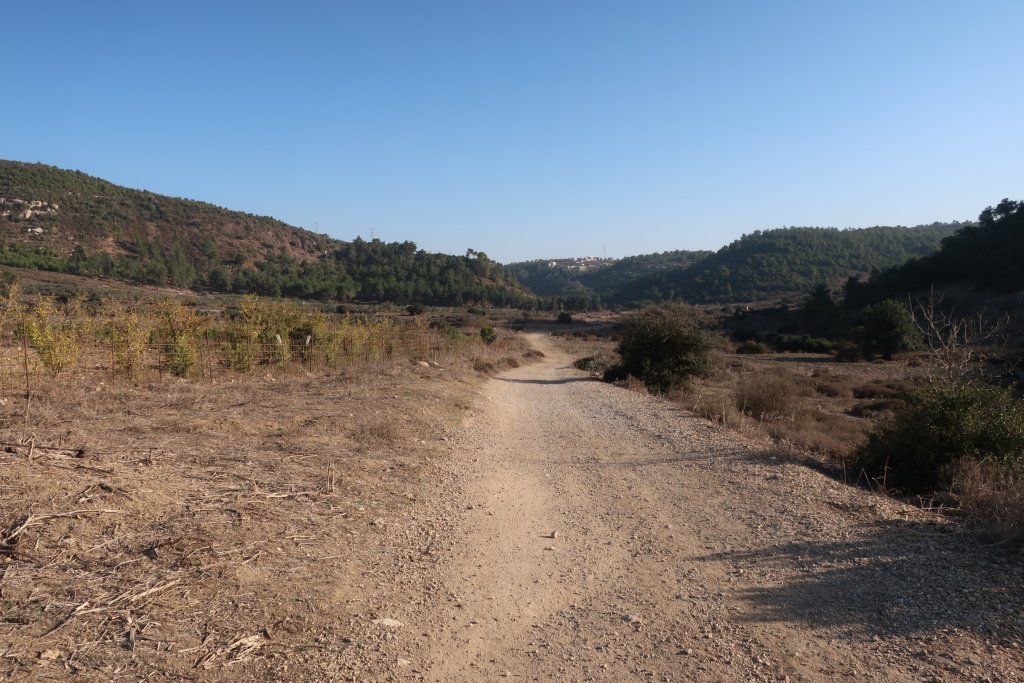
<box><xmin>0</xmin><ymin>294</ymin><xmax>537</xmax><ymax>679</ymax></box>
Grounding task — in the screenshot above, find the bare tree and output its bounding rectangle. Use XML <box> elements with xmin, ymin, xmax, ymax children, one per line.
<box><xmin>910</xmin><ymin>287</ymin><xmax>1011</xmax><ymax>384</ymax></box>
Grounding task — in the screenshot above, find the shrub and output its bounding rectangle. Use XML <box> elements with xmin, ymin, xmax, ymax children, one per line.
<box><xmin>848</xmin><ymin>399</ymin><xmax>906</xmax><ymax>417</ymax></box>
<box><xmin>608</xmin><ymin>302</ymin><xmax>717</xmax><ymax>393</ymax></box>
<box><xmin>859</xmin><ymin>299</ymin><xmax>920</xmax><ymax>360</ymax></box>
<box><xmin>734</xmin><ymin>372</ymin><xmax>797</xmax><ymax>420</ymax></box>
<box><xmin>855</xmin><ymin>384</ymin><xmax>1024</xmax><ymax>492</ymax></box>
<box><xmin>24</xmin><ymin>296</ymin><xmax>85</xmax><ymax>376</ymax></box>
<box><xmin>833</xmin><ymin>340</ymin><xmax>863</xmax><ymax>362</ymax></box>
<box><xmin>111</xmin><ymin>309</ymin><xmax>151</xmax><ymax>380</ymax></box>
<box><xmin>472</xmin><ymin>358</ymin><xmax>497</xmax><ymax>374</ymax></box>
<box><xmin>813</xmin><ymin>375</ymin><xmax>853</xmax><ymax>398</ymax></box>
<box><xmin>736</xmin><ymin>340</ymin><xmax>769</xmax><ymax>354</ymax></box>
<box><xmin>852</xmin><ymin>380</ymin><xmax>914</xmax><ymax>400</ymax></box>
<box><xmin>731</xmin><ymin>327</ymin><xmax>760</xmax><ymax>342</ymax></box>
<box><xmin>406</xmin><ymin>303</ymin><xmax>426</xmax><ymax>316</ymax></box>
<box><xmin>556</xmin><ymin>312</ymin><xmax>573</xmax><ymax>324</ymax></box>
<box><xmin>574</xmin><ymin>356</ymin><xmax>597</xmax><ymax>370</ymax></box>
<box><xmin>772</xmin><ymin>335</ymin><xmax>834</xmax><ymax>353</ymax></box>
<box><xmin>480</xmin><ymin>325</ymin><xmax>497</xmax><ymax>344</ymax></box>
<box><xmin>573</xmin><ymin>351</ymin><xmax>616</xmax><ymax>373</ymax></box>
<box><xmin>167</xmin><ymin>334</ymin><xmax>198</xmax><ymax>378</ymax></box>
<box><xmin>955</xmin><ymin>458</ymin><xmax>1024</xmax><ymax>543</ymax></box>
<box><xmin>443</xmin><ymin>325</ymin><xmax>466</xmax><ymax>346</ymax></box>
<box><xmin>290</xmin><ymin>311</ymin><xmax>329</xmax><ymax>364</ymax></box>
<box><xmin>157</xmin><ymin>300</ymin><xmax>205</xmax><ymax>378</ymax></box>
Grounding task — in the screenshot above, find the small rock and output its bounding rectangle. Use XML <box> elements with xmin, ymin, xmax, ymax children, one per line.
<box><xmin>38</xmin><ymin>650</ymin><xmax>62</xmax><ymax>661</ymax></box>
<box><xmin>371</xmin><ymin>517</ymin><xmax>386</xmax><ymax>527</ymax></box>
<box><xmin>372</xmin><ymin>618</ymin><xmax>404</xmax><ymax>628</ymax></box>
<box><xmin>548</xmin><ymin>531</ymin><xmax>558</xmax><ymax>539</ymax></box>
<box><xmin>397</xmin><ymin>657</ymin><xmax>412</xmax><ymax>667</ymax></box>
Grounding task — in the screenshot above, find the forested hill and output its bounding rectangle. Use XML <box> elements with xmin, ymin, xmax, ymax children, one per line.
<box><xmin>0</xmin><ymin>160</ymin><xmax>533</xmax><ymax>306</ymax></box>
<box><xmin>505</xmin><ymin>250</ymin><xmax>711</xmax><ymax>309</ymax></box>
<box><xmin>605</xmin><ymin>223</ymin><xmax>961</xmax><ymax>305</ymax></box>
<box><xmin>855</xmin><ymin>199</ymin><xmax>1024</xmax><ymax>302</ymax></box>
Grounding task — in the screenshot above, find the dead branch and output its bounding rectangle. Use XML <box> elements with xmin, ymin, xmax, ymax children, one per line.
<box><xmin>2</xmin><ymin>510</ymin><xmax>126</xmax><ymax>547</ymax></box>
<box><xmin>910</xmin><ymin>287</ymin><xmax>1012</xmax><ymax>384</ymax></box>
<box><xmin>39</xmin><ymin>601</ymin><xmax>108</xmax><ymax>638</ymax></box>
<box><xmin>0</xmin><ymin>442</ymin><xmax>88</xmax><ymax>459</ymax></box>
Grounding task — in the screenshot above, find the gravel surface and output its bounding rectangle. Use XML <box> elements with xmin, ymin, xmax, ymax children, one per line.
<box><xmin>341</xmin><ymin>334</ymin><xmax>1024</xmax><ymax>682</ymax></box>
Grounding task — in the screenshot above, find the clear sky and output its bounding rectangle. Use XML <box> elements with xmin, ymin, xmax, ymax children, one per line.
<box><xmin>3</xmin><ymin>1</ymin><xmax>1022</xmax><ymax>263</ymax></box>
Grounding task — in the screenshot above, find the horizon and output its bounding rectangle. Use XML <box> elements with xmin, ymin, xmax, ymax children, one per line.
<box><xmin>0</xmin><ymin>157</ymin><xmax>973</xmax><ymax>265</ymax></box>
<box><xmin>3</xmin><ymin>1</ymin><xmax>1021</xmax><ymax>263</ymax></box>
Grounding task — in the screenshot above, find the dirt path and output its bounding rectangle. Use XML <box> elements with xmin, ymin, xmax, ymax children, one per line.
<box><xmin>346</xmin><ymin>334</ymin><xmax>1024</xmax><ymax>682</ymax></box>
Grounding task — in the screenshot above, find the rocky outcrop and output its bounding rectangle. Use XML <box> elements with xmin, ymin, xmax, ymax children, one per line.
<box><xmin>0</xmin><ymin>197</ymin><xmax>59</xmax><ymax>220</ymax></box>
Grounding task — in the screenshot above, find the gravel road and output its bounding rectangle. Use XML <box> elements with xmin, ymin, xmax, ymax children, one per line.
<box><xmin>345</xmin><ymin>334</ymin><xmax>1024</xmax><ymax>682</ymax></box>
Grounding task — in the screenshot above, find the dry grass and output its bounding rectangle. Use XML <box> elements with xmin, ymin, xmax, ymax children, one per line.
<box><xmin>667</xmin><ymin>355</ymin><xmax>933</xmax><ymax>470</ymax></box>
<box><xmin>766</xmin><ymin>409</ymin><xmax>869</xmax><ymax>465</ymax></box>
<box><xmin>545</xmin><ymin>331</ymin><xmax>617</xmax><ymax>362</ymax></box>
<box><xmin>680</xmin><ymin>353</ymin><xmax>1024</xmax><ymax>545</ymax></box>
<box><xmin>733</xmin><ymin>371</ymin><xmax>801</xmax><ymax>420</ymax></box>
<box><xmin>955</xmin><ymin>459</ymin><xmax>1024</xmax><ymax>546</ymax></box>
<box><xmin>619</xmin><ymin>375</ymin><xmax>649</xmax><ymax>394</ymax></box>
<box><xmin>0</xmin><ymin>330</ymin><xmax>532</xmax><ymax>680</ymax></box>
<box><xmin>852</xmin><ymin>378</ymin><xmax>917</xmax><ymax>400</ymax></box>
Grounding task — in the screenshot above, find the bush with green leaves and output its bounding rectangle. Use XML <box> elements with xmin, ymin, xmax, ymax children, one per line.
<box><xmin>607</xmin><ymin>302</ymin><xmax>717</xmax><ymax>393</ymax></box>
<box><xmin>111</xmin><ymin>308</ymin><xmax>151</xmax><ymax>380</ymax></box>
<box><xmin>855</xmin><ymin>384</ymin><xmax>1024</xmax><ymax>492</ymax></box>
<box><xmin>772</xmin><ymin>335</ymin><xmax>834</xmax><ymax>354</ymax></box>
<box><xmin>157</xmin><ymin>300</ymin><xmax>205</xmax><ymax>378</ymax></box>
<box><xmin>833</xmin><ymin>340</ymin><xmax>863</xmax><ymax>362</ymax></box>
<box><xmin>24</xmin><ymin>296</ymin><xmax>86</xmax><ymax>376</ymax></box>
<box><xmin>859</xmin><ymin>299</ymin><xmax>920</xmax><ymax>359</ymax></box>
<box><xmin>735</xmin><ymin>340</ymin><xmax>769</xmax><ymax>354</ymax></box>
<box><xmin>480</xmin><ymin>325</ymin><xmax>497</xmax><ymax>344</ymax></box>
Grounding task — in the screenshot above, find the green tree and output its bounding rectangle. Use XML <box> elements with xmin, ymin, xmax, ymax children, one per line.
<box><xmin>800</xmin><ymin>283</ymin><xmax>841</xmax><ymax>336</ymax></box>
<box><xmin>860</xmin><ymin>299</ymin><xmax>919</xmax><ymax>359</ymax></box>
<box><xmin>609</xmin><ymin>302</ymin><xmax>717</xmax><ymax>393</ymax></box>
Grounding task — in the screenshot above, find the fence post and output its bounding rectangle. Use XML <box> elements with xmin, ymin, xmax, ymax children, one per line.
<box><xmin>22</xmin><ymin>326</ymin><xmax>30</xmax><ymax>423</ymax></box>
<box><xmin>205</xmin><ymin>333</ymin><xmax>213</xmax><ymax>383</ymax></box>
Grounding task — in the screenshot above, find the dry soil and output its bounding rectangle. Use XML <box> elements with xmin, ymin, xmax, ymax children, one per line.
<box><xmin>342</xmin><ymin>334</ymin><xmax>1024</xmax><ymax>682</ymax></box>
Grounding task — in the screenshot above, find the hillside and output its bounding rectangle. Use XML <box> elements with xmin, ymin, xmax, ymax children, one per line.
<box><xmin>607</xmin><ymin>224</ymin><xmax>961</xmax><ymax>305</ymax></box>
<box><xmin>505</xmin><ymin>250</ymin><xmax>712</xmax><ymax>308</ymax></box>
<box><xmin>0</xmin><ymin>160</ymin><xmax>533</xmax><ymax>306</ymax></box>
<box><xmin>860</xmin><ymin>199</ymin><xmax>1024</xmax><ymax>300</ymax></box>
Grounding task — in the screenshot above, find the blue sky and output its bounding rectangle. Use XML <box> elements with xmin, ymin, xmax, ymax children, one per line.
<box><xmin>4</xmin><ymin>1</ymin><xmax>1022</xmax><ymax>263</ymax></box>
